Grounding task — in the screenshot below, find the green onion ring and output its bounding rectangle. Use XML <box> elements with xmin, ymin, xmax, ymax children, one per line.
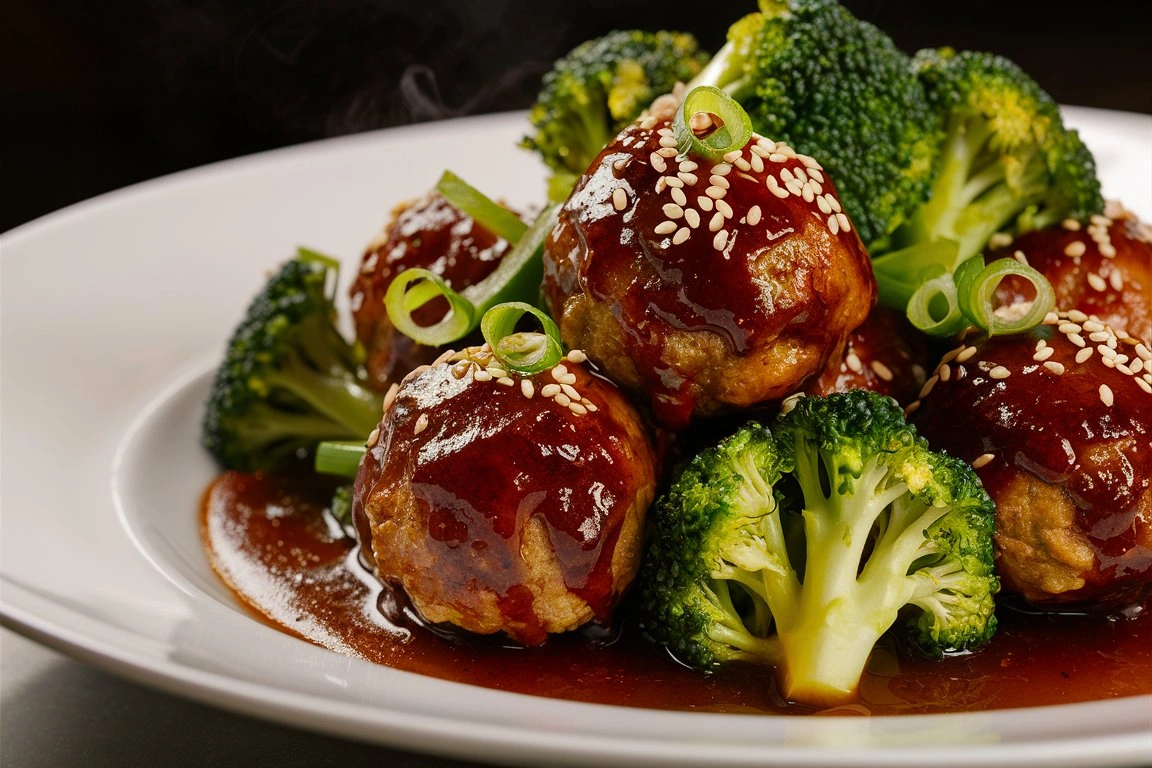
<box><xmin>907</xmin><ymin>272</ymin><xmax>968</xmax><ymax>338</ymax></box>
<box><xmin>953</xmin><ymin>255</ymin><xmax>991</xmax><ymax>330</ymax></box>
<box><xmin>480</xmin><ymin>302</ymin><xmax>565</xmax><ymax>374</ymax></box>
<box><xmin>965</xmin><ymin>258</ymin><xmax>1056</xmax><ymax>336</ymax></box>
<box><xmin>435</xmin><ymin>170</ymin><xmax>529</xmax><ymax>245</ymax></box>
<box><xmin>673</xmin><ymin>86</ymin><xmax>753</xmax><ymax>161</ymax></box>
<box><xmin>314</xmin><ymin>440</ymin><xmax>368</xmax><ymax>478</ymax></box>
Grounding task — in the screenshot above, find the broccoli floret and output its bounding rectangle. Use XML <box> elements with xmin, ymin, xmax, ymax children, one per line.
<box><xmin>202</xmin><ymin>253</ymin><xmax>382</xmax><ymax>472</ymax></box>
<box><xmin>637</xmin><ymin>390</ymin><xmax>999</xmax><ymax>706</ymax></box>
<box><xmin>882</xmin><ymin>47</ymin><xmax>1105</xmax><ymax>268</ymax></box>
<box><xmin>521</xmin><ymin>29</ymin><xmax>710</xmax><ymax>201</ymax></box>
<box><xmin>686</xmin><ymin>0</ymin><xmax>941</xmax><ymax>249</ymax></box>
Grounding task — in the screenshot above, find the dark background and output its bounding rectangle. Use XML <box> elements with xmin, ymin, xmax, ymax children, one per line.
<box><xmin>4</xmin><ymin>0</ymin><xmax>1151</xmax><ymax>233</ymax></box>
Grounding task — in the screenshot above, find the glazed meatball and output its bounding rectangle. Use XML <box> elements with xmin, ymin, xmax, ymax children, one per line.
<box><xmin>992</xmin><ymin>203</ymin><xmax>1151</xmax><ymax>343</ymax></box>
<box><xmin>542</xmin><ymin>104</ymin><xmax>875</xmax><ymax>429</ymax></box>
<box><xmin>909</xmin><ymin>312</ymin><xmax>1152</xmax><ymax>612</ymax></box>
<box><xmin>349</xmin><ymin>191</ymin><xmax>515</xmax><ymax>390</ymax></box>
<box><xmin>804</xmin><ymin>305</ymin><xmax>939</xmax><ymax>407</ymax></box>
<box><xmin>351</xmin><ymin>345</ymin><xmax>659</xmax><ymax>646</ymax></box>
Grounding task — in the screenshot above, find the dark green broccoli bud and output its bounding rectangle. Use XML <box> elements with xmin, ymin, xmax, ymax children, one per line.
<box><xmin>686</xmin><ymin>0</ymin><xmax>941</xmax><ymax>249</ymax></box>
<box><xmin>521</xmin><ymin>29</ymin><xmax>711</xmax><ymax>201</ymax></box>
<box><xmin>202</xmin><ymin>253</ymin><xmax>383</xmax><ymax>472</ymax></box>
<box><xmin>883</xmin><ymin>47</ymin><xmax>1105</xmax><ymax>267</ymax></box>
<box><xmin>637</xmin><ymin>390</ymin><xmax>999</xmax><ymax>706</ymax></box>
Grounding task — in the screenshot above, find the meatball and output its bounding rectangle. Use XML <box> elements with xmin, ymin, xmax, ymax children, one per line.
<box><xmin>351</xmin><ymin>345</ymin><xmax>659</xmax><ymax>645</ymax></box>
<box><xmin>542</xmin><ymin>106</ymin><xmax>875</xmax><ymax>429</ymax></box>
<box><xmin>909</xmin><ymin>312</ymin><xmax>1152</xmax><ymax>612</ymax></box>
<box><xmin>349</xmin><ymin>190</ymin><xmax>514</xmax><ymax>390</ymax></box>
<box><xmin>804</xmin><ymin>305</ymin><xmax>939</xmax><ymax>407</ymax></box>
<box><xmin>991</xmin><ymin>203</ymin><xmax>1152</xmax><ymax>343</ymax></box>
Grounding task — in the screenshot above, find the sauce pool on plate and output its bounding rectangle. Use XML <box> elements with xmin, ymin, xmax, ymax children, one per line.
<box><xmin>202</xmin><ymin>470</ymin><xmax>1152</xmax><ymax>715</ymax></box>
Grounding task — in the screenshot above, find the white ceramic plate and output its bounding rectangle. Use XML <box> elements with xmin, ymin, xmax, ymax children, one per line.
<box><xmin>2</xmin><ymin>108</ymin><xmax>1151</xmax><ymax>768</ymax></box>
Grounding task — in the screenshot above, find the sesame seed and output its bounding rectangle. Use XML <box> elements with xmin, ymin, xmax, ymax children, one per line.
<box><xmin>1082</xmin><ymin>320</ymin><xmax>1106</xmax><ymax>333</ymax></box>
<box><xmin>1062</xmin><ymin>218</ymin><xmax>1082</xmax><ymax>231</ymax></box>
<box><xmin>583</xmin><ymin>400</ymin><xmax>599</xmax><ymax>412</ymax></box>
<box><xmin>366</xmin><ymin>427</ymin><xmax>380</xmax><ymax>449</ymax></box>
<box><xmin>554</xmin><ymin>393</ymin><xmax>571</xmax><ymax>407</ymax></box>
<box><xmin>712</xmin><ymin>163</ymin><xmax>732</xmax><ymax>176</ymax></box>
<box><xmin>871</xmin><ymin>360</ymin><xmax>894</xmax><ymax>381</ymax></box>
<box><xmin>716</xmin><ymin>199</ymin><xmax>734</xmax><ymax>218</ymax></box>
<box><xmin>664</xmin><ymin>175</ymin><xmax>684</xmax><ymax>188</ymax></box>
<box><xmin>561</xmin><ymin>383</ymin><xmax>581</xmax><ymax>400</ymax></box>
<box><xmin>697</xmin><ymin>195</ymin><xmax>714</xmax><ymax>211</ymax></box>
<box><xmin>673</xmin><ymin>227</ymin><xmax>691</xmax><ymax>245</ymax></box>
<box><xmin>1101</xmin><ymin>244</ymin><xmax>1117</xmax><ymax>259</ymax></box>
<box><xmin>1067</xmin><ymin>333</ymin><xmax>1086</xmax><ymax>348</ymax></box>
<box><xmin>684</xmin><ymin>208</ymin><xmax>701</xmax><ymax>228</ymax></box>
<box><xmin>1099</xmin><ymin>345</ymin><xmax>1118</xmax><ymax>359</ymax></box>
<box><xmin>1075</xmin><ymin>347</ymin><xmax>1094</xmax><ymax>364</ymax></box>
<box><xmin>521</xmin><ymin>379</ymin><xmax>535</xmax><ymax>398</ymax></box>
<box><xmin>904</xmin><ymin>400</ymin><xmax>921</xmax><ymax>415</ymax></box>
<box><xmin>657</xmin><ymin>147</ymin><xmax>678</xmax><ymax>158</ymax></box>
<box><xmin>919</xmin><ymin>375</ymin><xmax>939</xmax><ymax>398</ymax></box>
<box><xmin>988</xmin><ymin>232</ymin><xmax>1013</xmax><ymax>249</ymax></box>
<box><xmin>671</xmin><ymin>187</ymin><xmax>687</xmax><ymax>206</ymax></box>
<box><xmin>705</xmin><ymin>185</ymin><xmax>726</xmax><ymax>200</ymax></box>
<box><xmin>569</xmin><ymin>402</ymin><xmax>588</xmax><ymax>415</ymax></box>
<box><xmin>780</xmin><ymin>167</ymin><xmax>794</xmax><ymax>183</ymax></box>
<box><xmin>989</xmin><ymin>365</ymin><xmax>1011</xmax><ymax>379</ymax></box>
<box><xmin>654</xmin><ymin>220</ymin><xmax>677</xmax><ymax>235</ymax></box>
<box><xmin>611</xmin><ymin>188</ymin><xmax>627</xmax><ymax>211</ymax></box>
<box><xmin>713</xmin><ymin>229</ymin><xmax>729</xmax><ymax>251</ymax></box>
<box><xmin>414</xmin><ymin>413</ymin><xmax>429</xmax><ymax>434</ymax></box>
<box><xmin>1137</xmin><ymin>378</ymin><xmax>1152</xmax><ymax>394</ymax></box>
<box><xmin>679</xmin><ymin>172</ymin><xmax>699</xmax><ymax>186</ymax></box>
<box><xmin>1099</xmin><ymin>384</ymin><xmax>1114</xmax><ymax>406</ymax></box>
<box><xmin>769</xmin><ymin>153</ymin><xmax>788</xmax><ymax>163</ymax></box>
<box><xmin>836</xmin><ymin>213</ymin><xmax>852</xmax><ymax>232</ymax></box>
<box><xmin>1067</xmin><ymin>309</ymin><xmax>1089</xmax><ymax>323</ymax></box>
<box><xmin>663</xmin><ymin>203</ymin><xmax>684</xmax><ymax>219</ymax></box>
<box><xmin>734</xmin><ymin>157</ymin><xmax>751</xmax><ymax>171</ymax></box>
<box><xmin>1087</xmin><ymin>273</ymin><xmax>1108</xmax><ymax>291</ymax></box>
<box><xmin>938</xmin><ymin>363</ymin><xmax>952</xmax><ymax>382</ymax></box>
<box><xmin>650</xmin><ymin>153</ymin><xmax>667</xmax><ymax>173</ymax></box>
<box><xmin>1058</xmin><ymin>322</ymin><xmax>1081</xmax><ymax>334</ymax></box>
<box><xmin>828</xmin><ymin>215</ymin><xmax>840</xmax><ymax>236</ymax></box>
<box><xmin>709</xmin><ymin>212</ymin><xmax>725</xmax><ymax>231</ymax></box>
<box><xmin>747</xmin><ymin>205</ymin><xmax>762</xmax><ymax>226</ymax></box>
<box><xmin>766</xmin><ymin>176</ymin><xmax>789</xmax><ymax>199</ymax></box>
<box><xmin>540</xmin><ymin>383</ymin><xmax>561</xmax><ymax>398</ymax></box>
<box><xmin>655</xmin><ymin>177</ymin><xmax>667</xmax><ymax>194</ymax></box>
<box><xmin>1014</xmin><ymin>250</ymin><xmax>1029</xmax><ymax>265</ymax></box>
<box><xmin>659</xmin><ymin>135</ymin><xmax>678</xmax><ymax>148</ymax></box>
<box><xmin>566</xmin><ymin>349</ymin><xmax>587</xmax><ymax>364</ymax></box>
<box><xmin>817</xmin><ymin>195</ymin><xmax>832</xmax><ymax>214</ymax></box>
<box><xmin>845</xmin><ymin>352</ymin><xmax>864</xmax><ymax>373</ymax></box>
<box><xmin>485</xmin><ymin>366</ymin><xmax>508</xmax><ymax>379</ymax></box>
<box><xmin>1043</xmin><ymin>361</ymin><xmax>1066</xmax><ymax>375</ymax></box>
<box><xmin>709</xmin><ymin>174</ymin><xmax>731</xmax><ymax>189</ymax></box>
<box><xmin>1109</xmin><ymin>270</ymin><xmax>1124</xmax><ymax>291</ymax></box>
<box><xmin>808</xmin><ymin>168</ymin><xmax>824</xmax><ymax>184</ymax></box>
<box><xmin>497</xmin><ymin>377</ymin><xmax>514</xmax><ymax>387</ymax></box>
<box><xmin>679</xmin><ymin>160</ymin><xmax>699</xmax><ymax>172</ymax></box>
<box><xmin>473</xmin><ymin>370</ymin><xmax>493</xmax><ymax>382</ymax></box>
<box><xmin>749</xmin><ymin>152</ymin><xmax>764</xmax><ymax>173</ymax></box>
<box><xmin>1064</xmin><ymin>240</ymin><xmax>1087</xmax><ymax>258</ymax></box>
<box><xmin>957</xmin><ymin>346</ymin><xmax>979</xmax><ymax>362</ymax></box>
<box><xmin>751</xmin><ymin>143</ymin><xmax>771</xmax><ymax>158</ymax></box>
<box><xmin>972</xmin><ymin>453</ymin><xmax>995</xmax><ymax>469</ymax></box>
<box><xmin>382</xmin><ymin>382</ymin><xmax>400</xmax><ymax>412</ymax></box>
<box><xmin>1138</xmin><ymin>343</ymin><xmax>1151</xmax><ymax>361</ymax></box>
<box><xmin>802</xmin><ymin>182</ymin><xmax>816</xmax><ymax>203</ymax></box>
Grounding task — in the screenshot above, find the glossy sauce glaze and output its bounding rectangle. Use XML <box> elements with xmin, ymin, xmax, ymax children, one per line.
<box><xmin>543</xmin><ymin>117</ymin><xmax>874</xmax><ymax>428</ymax></box>
<box><xmin>203</xmin><ymin>470</ymin><xmax>1152</xmax><ymax>715</ymax></box>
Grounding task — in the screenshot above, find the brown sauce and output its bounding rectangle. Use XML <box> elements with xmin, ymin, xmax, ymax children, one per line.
<box><xmin>202</xmin><ymin>470</ymin><xmax>1152</xmax><ymax>716</ymax></box>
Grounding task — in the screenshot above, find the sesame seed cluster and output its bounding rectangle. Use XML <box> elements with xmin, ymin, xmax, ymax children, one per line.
<box><xmin>365</xmin><ymin>345</ymin><xmax>600</xmax><ymax>449</ymax></box>
<box><xmin>611</xmin><ymin>116</ymin><xmax>851</xmax><ymax>256</ymax></box>
<box><xmin>905</xmin><ymin>310</ymin><xmax>1151</xmax><ymax>470</ymax></box>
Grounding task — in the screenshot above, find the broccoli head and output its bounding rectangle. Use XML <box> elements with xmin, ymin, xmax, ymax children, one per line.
<box><xmin>521</xmin><ymin>29</ymin><xmax>711</xmax><ymax>201</ymax></box>
<box><xmin>637</xmin><ymin>389</ymin><xmax>999</xmax><ymax>707</ymax></box>
<box><xmin>882</xmin><ymin>47</ymin><xmax>1105</xmax><ymax>269</ymax></box>
<box><xmin>686</xmin><ymin>0</ymin><xmax>941</xmax><ymax>249</ymax></box>
<box><xmin>202</xmin><ymin>252</ymin><xmax>383</xmax><ymax>472</ymax></box>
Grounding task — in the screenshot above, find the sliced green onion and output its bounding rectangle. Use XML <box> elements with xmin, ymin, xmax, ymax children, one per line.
<box><xmin>384</xmin><ymin>203</ymin><xmax>559</xmax><ymax>348</ymax></box>
<box><xmin>315</xmin><ymin>440</ymin><xmax>368</xmax><ymax>478</ymax></box>
<box><xmin>673</xmin><ymin>86</ymin><xmax>753</xmax><ymax>161</ymax></box>
<box><xmin>962</xmin><ymin>257</ymin><xmax>1056</xmax><ymax>336</ymax></box>
<box><xmin>907</xmin><ymin>272</ymin><xmax>968</xmax><ymax>338</ymax></box>
<box><xmin>480</xmin><ymin>302</ymin><xmax>564</xmax><ymax>374</ymax></box>
<box><xmin>435</xmin><ymin>170</ymin><xmax>529</xmax><ymax>245</ymax></box>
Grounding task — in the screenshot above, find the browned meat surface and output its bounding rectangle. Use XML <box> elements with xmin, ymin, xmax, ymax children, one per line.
<box><xmin>352</xmin><ymin>345</ymin><xmax>659</xmax><ymax>646</ymax></box>
<box><xmin>805</xmin><ymin>305</ymin><xmax>940</xmax><ymax>407</ymax></box>
<box><xmin>349</xmin><ymin>191</ymin><xmax>513</xmax><ymax>389</ymax></box>
<box><xmin>992</xmin><ymin>203</ymin><xmax>1152</xmax><ymax>343</ymax></box>
<box><xmin>909</xmin><ymin>312</ymin><xmax>1152</xmax><ymax>612</ymax></box>
<box><xmin>542</xmin><ymin>105</ymin><xmax>875</xmax><ymax>430</ymax></box>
